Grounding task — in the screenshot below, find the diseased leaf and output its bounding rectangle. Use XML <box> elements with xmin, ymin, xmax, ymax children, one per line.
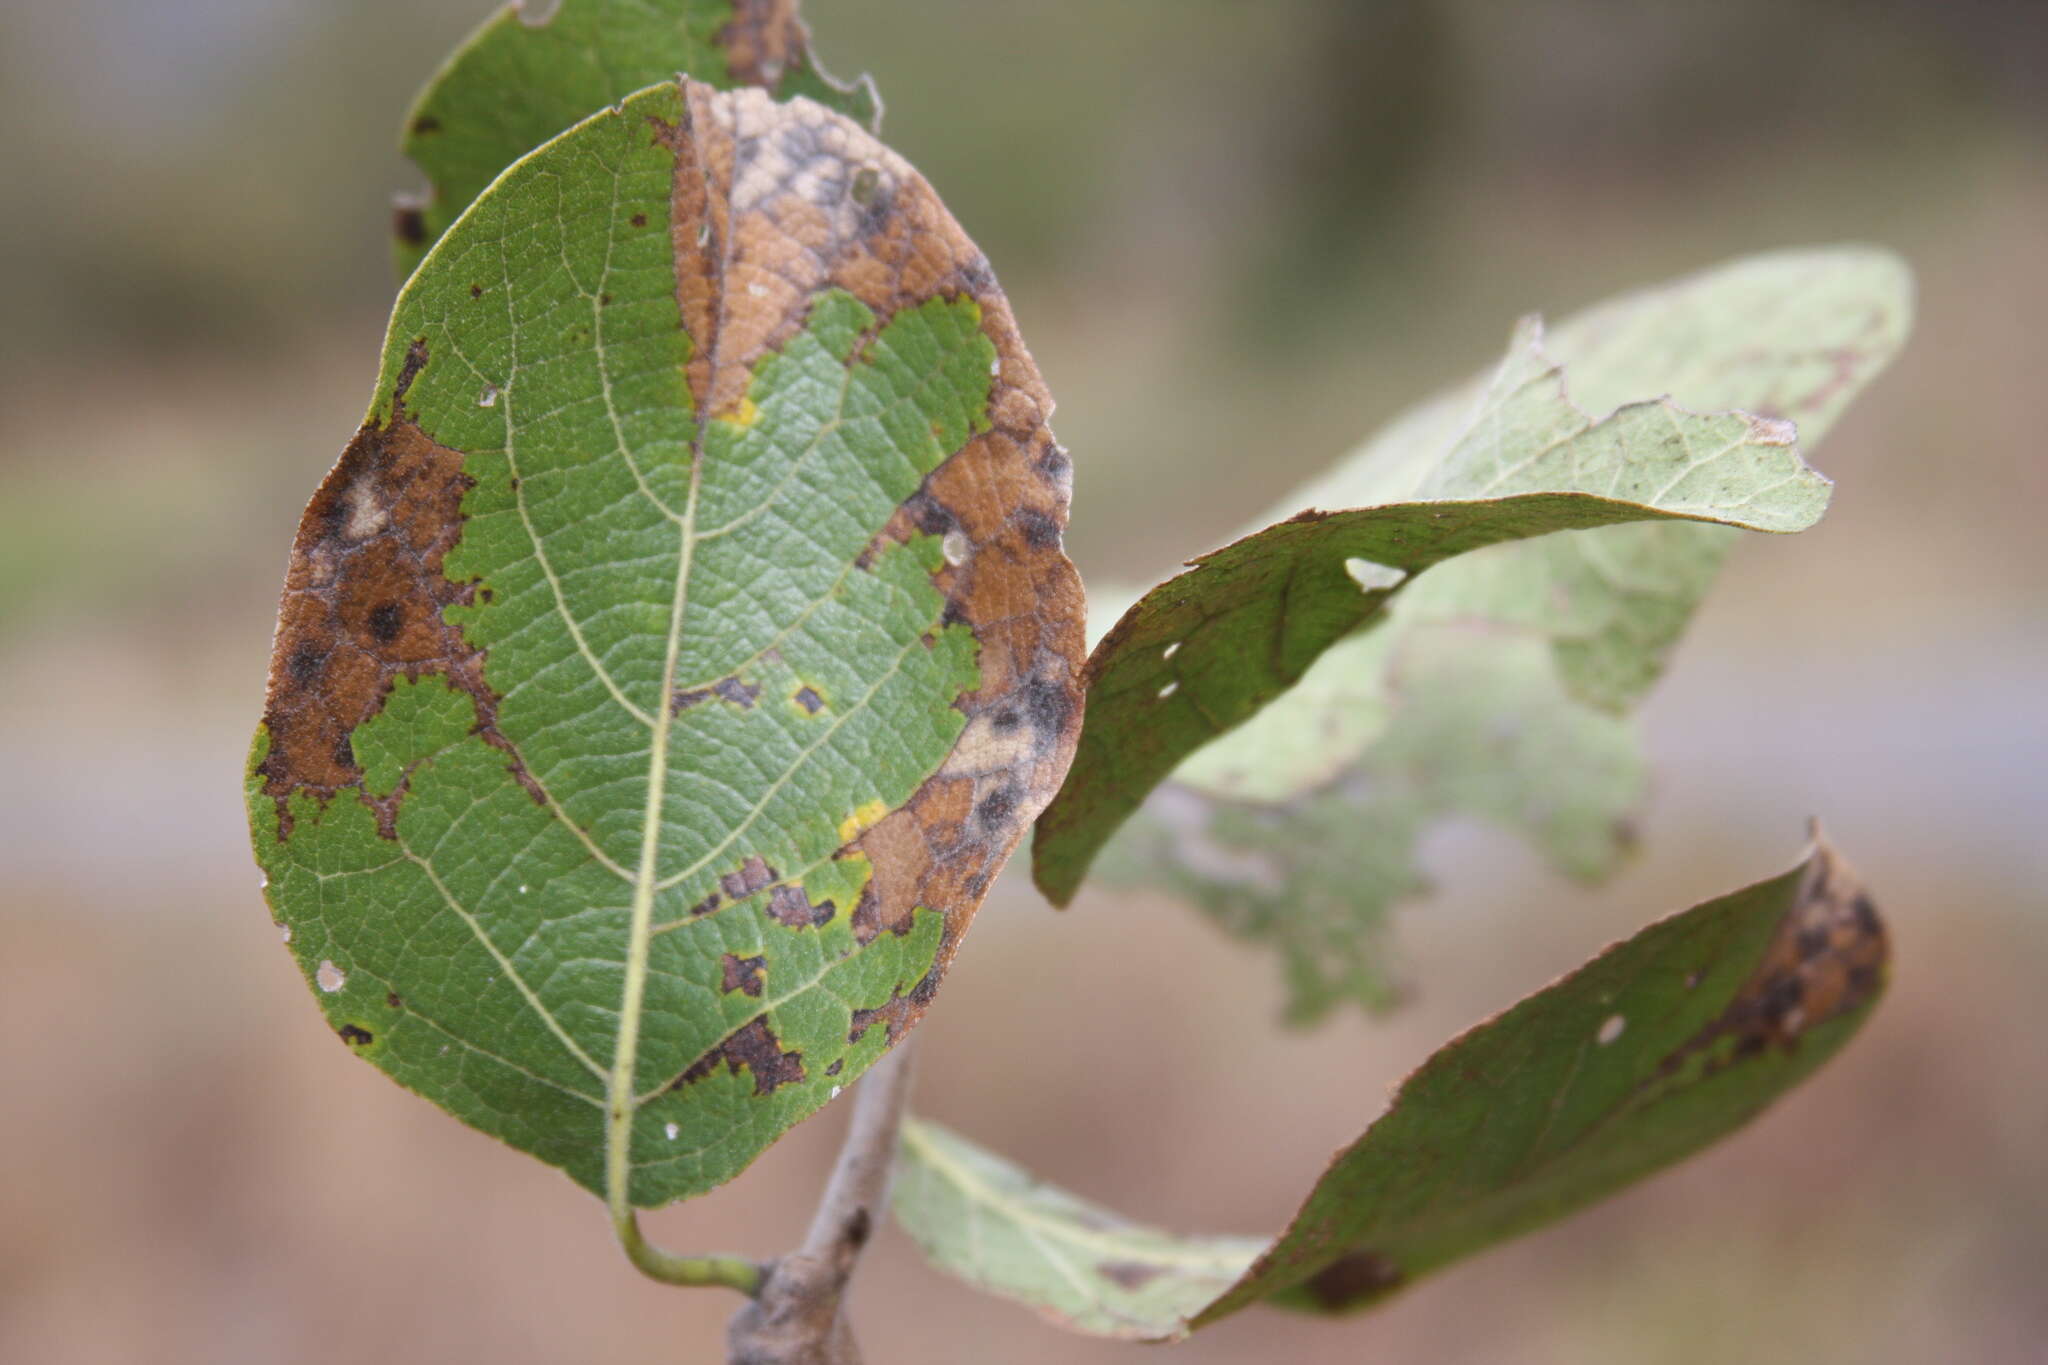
<box><xmin>1033</xmin><ymin>311</ymin><xmax>1838</xmax><ymax>905</ymax></box>
<box><xmin>897</xmin><ymin>837</ymin><xmax>1888</xmax><ymax>1339</ymax></box>
<box><xmin>248</xmin><ymin>79</ymin><xmax>1083</xmax><ymax>1209</ymax></box>
<box><xmin>393</xmin><ymin>0</ymin><xmax>879</xmax><ymax>276</ymax></box>
<box><xmin>1082</xmin><ymin>248</ymin><xmax>1913</xmax><ymax>1021</ymax></box>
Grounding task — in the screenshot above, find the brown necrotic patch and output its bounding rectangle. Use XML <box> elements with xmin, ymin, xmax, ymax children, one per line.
<box><xmin>1299</xmin><ymin>1250</ymin><xmax>1407</xmax><ymax>1310</ymax></box>
<box><xmin>719</xmin><ymin>953</ymin><xmax>766</xmax><ymax>997</ymax></box>
<box><xmin>640</xmin><ymin>80</ymin><xmax>1086</xmax><ymax>1052</ymax></box>
<box><xmin>674</xmin><ymin>1016</ymin><xmax>804</xmax><ymax>1096</ymax></box>
<box><xmin>672</xmin><ymin>673</ymin><xmax>762</xmax><ymax>713</ymax></box>
<box><xmin>714</xmin><ymin>0</ymin><xmax>830</xmax><ymax>94</ymax></box>
<box><xmin>720</xmin><ymin>856</ymin><xmax>777</xmax><ymax>902</ymax></box>
<box><xmin>255</xmin><ymin>341</ymin><xmax>528</xmax><ymax>838</ymax></box>
<box><xmin>1722</xmin><ymin>841</ymin><xmax>1888</xmax><ymax>1048</ymax></box>
<box><xmin>1661</xmin><ymin>838</ymin><xmax>1889</xmax><ymax>1080</ymax></box>
<box><xmin>766</xmin><ymin>882</ymin><xmax>834</xmax><ymax>929</ymax></box>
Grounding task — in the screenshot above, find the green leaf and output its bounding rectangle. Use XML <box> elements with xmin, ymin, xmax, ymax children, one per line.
<box><xmin>896</xmin><ymin>837</ymin><xmax>1888</xmax><ymax>1339</ymax></box>
<box><xmin>393</xmin><ymin>0</ymin><xmax>880</xmax><ymax>277</ymax></box>
<box><xmin>1033</xmin><ymin>307</ymin><xmax>1843</xmax><ymax>905</ymax></box>
<box><xmin>247</xmin><ymin>79</ymin><xmax>1083</xmax><ymax>1217</ymax></box>
<box><xmin>1073</xmin><ymin>247</ymin><xmax>1913</xmax><ymax>1021</ymax></box>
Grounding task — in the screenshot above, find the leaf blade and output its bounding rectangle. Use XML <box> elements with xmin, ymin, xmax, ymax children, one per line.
<box><xmin>1033</xmin><ymin>315</ymin><xmax>1835</xmax><ymax>905</ymax></box>
<box><xmin>1072</xmin><ymin>247</ymin><xmax>1913</xmax><ymax>1020</ymax></box>
<box><xmin>895</xmin><ymin>838</ymin><xmax>1888</xmax><ymax>1338</ymax></box>
<box><xmin>394</xmin><ymin>0</ymin><xmax>880</xmax><ymax>276</ymax></box>
<box><xmin>250</xmin><ymin>79</ymin><xmax>1083</xmax><ymax>1210</ymax></box>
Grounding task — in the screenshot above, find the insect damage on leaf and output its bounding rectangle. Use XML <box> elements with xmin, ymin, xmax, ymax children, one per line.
<box><xmin>248</xmin><ymin>78</ymin><xmax>1083</xmax><ymax>1211</ymax></box>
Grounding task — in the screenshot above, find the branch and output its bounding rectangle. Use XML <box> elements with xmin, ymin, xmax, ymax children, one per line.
<box><xmin>727</xmin><ymin>1038</ymin><xmax>920</xmax><ymax>1365</ymax></box>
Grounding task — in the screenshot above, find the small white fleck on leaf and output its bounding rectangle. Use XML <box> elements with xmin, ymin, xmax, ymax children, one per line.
<box><xmin>478</xmin><ymin>383</ymin><xmax>499</xmax><ymax>408</ymax></box>
<box><xmin>1157</xmin><ymin>681</ymin><xmax>1179</xmax><ymax>700</ymax></box>
<box><xmin>941</xmin><ymin>530</ymin><xmax>970</xmax><ymax>566</ymax></box>
<box><xmin>316</xmin><ymin>960</ymin><xmax>345</xmax><ymax>992</ymax></box>
<box><xmin>1343</xmin><ymin>557</ymin><xmax>1408</xmax><ymax>592</ymax></box>
<box><xmin>665</xmin><ymin>1122</ymin><xmax>680</xmax><ymax>1141</ymax></box>
<box><xmin>1597</xmin><ymin>1014</ymin><xmax>1626</xmax><ymax>1046</ymax></box>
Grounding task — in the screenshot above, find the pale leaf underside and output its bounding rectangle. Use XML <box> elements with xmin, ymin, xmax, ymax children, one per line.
<box><xmin>1034</xmin><ymin>305</ymin><xmax>1849</xmax><ymax>906</ymax></box>
<box><xmin>1081</xmin><ymin>248</ymin><xmax>1914</xmax><ymax>1021</ymax></box>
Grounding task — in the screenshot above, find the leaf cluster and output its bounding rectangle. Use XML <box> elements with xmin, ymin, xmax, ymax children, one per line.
<box><xmin>245</xmin><ymin>0</ymin><xmax>1911</xmax><ymax>1347</ymax></box>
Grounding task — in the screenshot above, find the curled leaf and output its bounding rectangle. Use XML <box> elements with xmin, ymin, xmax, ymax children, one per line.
<box><xmin>1080</xmin><ymin>247</ymin><xmax>1913</xmax><ymax>1020</ymax></box>
<box><xmin>1034</xmin><ymin>311</ymin><xmax>1838</xmax><ymax>905</ymax></box>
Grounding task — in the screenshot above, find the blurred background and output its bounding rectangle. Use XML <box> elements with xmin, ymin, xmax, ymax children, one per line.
<box><xmin>2</xmin><ymin>1</ymin><xmax>2043</xmax><ymax>1360</ymax></box>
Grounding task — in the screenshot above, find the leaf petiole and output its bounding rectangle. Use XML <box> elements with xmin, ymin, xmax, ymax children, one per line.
<box><xmin>614</xmin><ymin>1210</ymin><xmax>763</xmax><ymax>1296</ymax></box>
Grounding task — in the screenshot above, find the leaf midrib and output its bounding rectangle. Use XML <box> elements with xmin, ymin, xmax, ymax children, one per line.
<box><xmin>604</xmin><ymin>99</ymin><xmax>718</xmax><ymax>1220</ymax></box>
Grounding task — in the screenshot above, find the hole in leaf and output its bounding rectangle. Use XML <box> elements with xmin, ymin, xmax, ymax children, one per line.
<box><xmin>1345</xmin><ymin>557</ymin><xmax>1408</xmax><ymax>592</ymax></box>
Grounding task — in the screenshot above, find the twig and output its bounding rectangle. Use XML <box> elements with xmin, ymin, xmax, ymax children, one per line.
<box><xmin>726</xmin><ymin>1037</ymin><xmax>920</xmax><ymax>1364</ymax></box>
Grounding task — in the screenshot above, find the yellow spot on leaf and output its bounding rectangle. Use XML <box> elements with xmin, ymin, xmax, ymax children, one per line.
<box><xmin>838</xmin><ymin>799</ymin><xmax>889</xmax><ymax>844</ymax></box>
<box><xmin>720</xmin><ymin>395</ymin><xmax>761</xmax><ymax>428</ymax></box>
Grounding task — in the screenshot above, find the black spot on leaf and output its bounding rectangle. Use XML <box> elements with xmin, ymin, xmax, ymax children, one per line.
<box><xmin>975</xmin><ymin>785</ymin><xmax>1017</xmax><ymax>826</ymax></box>
<box><xmin>393</xmin><ymin>204</ymin><xmax>427</xmax><ymax>248</ymax></box>
<box><xmin>1017</xmin><ymin>509</ymin><xmax>1060</xmax><ymax>548</ymax></box>
<box><xmin>367</xmin><ymin>602</ymin><xmax>403</xmax><ymax>643</ymax></box>
<box><xmin>714</xmin><ymin>675</ymin><xmax>761</xmax><ymax>708</ymax></box>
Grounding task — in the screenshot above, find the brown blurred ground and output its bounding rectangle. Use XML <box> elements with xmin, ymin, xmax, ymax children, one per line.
<box><xmin>1</xmin><ymin>2</ymin><xmax>2043</xmax><ymax>1361</ymax></box>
